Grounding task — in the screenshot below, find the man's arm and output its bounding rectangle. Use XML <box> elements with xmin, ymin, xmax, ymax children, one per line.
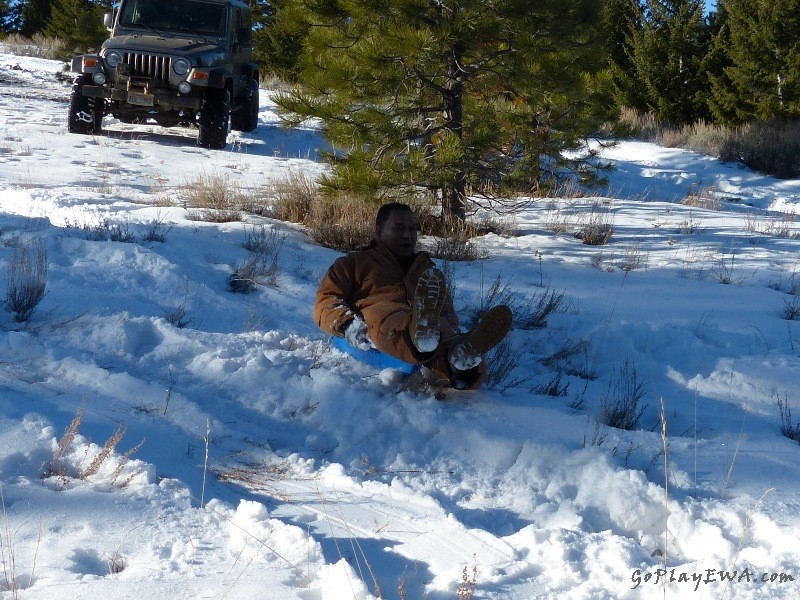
<box><xmin>313</xmin><ymin>256</ymin><xmax>358</xmax><ymax>336</ymax></box>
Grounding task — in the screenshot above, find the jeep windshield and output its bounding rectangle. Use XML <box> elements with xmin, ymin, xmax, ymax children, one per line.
<box><xmin>118</xmin><ymin>0</ymin><xmax>228</xmax><ymax>37</ymax></box>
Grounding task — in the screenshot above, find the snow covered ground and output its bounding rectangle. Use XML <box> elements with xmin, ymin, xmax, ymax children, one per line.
<box><xmin>1</xmin><ymin>49</ymin><xmax>800</xmax><ymax>600</ymax></box>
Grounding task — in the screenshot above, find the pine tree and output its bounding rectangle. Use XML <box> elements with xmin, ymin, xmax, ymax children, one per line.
<box><xmin>627</xmin><ymin>0</ymin><xmax>711</xmax><ymax>124</ymax></box>
<box><xmin>709</xmin><ymin>0</ymin><xmax>800</xmax><ymax>124</ymax></box>
<box><xmin>45</xmin><ymin>0</ymin><xmax>105</xmax><ymax>55</ymax></box>
<box><xmin>605</xmin><ymin>0</ymin><xmax>650</xmax><ymax>114</ymax></box>
<box><xmin>3</xmin><ymin>2</ymin><xmax>23</xmax><ymax>33</ymax></box>
<box><xmin>0</xmin><ymin>1</ymin><xmax>9</xmax><ymax>36</ymax></box>
<box><xmin>274</xmin><ymin>0</ymin><xmax>611</xmax><ymax>219</ymax></box>
<box><xmin>18</xmin><ymin>0</ymin><xmax>53</xmax><ymax>37</ymax></box>
<box><xmin>251</xmin><ymin>0</ymin><xmax>305</xmax><ymax>81</ymax></box>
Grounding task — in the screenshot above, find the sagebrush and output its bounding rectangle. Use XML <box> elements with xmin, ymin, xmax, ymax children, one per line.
<box><xmin>601</xmin><ymin>360</ymin><xmax>648</xmax><ymax>431</ymax></box>
<box><xmin>5</xmin><ymin>238</ymin><xmax>48</xmax><ymax>323</ymax></box>
<box><xmin>619</xmin><ymin>108</ymin><xmax>800</xmax><ymax>179</ymax></box>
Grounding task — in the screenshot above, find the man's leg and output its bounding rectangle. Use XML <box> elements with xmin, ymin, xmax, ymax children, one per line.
<box><xmin>448</xmin><ymin>305</ymin><xmax>513</xmax><ymax>370</ymax></box>
<box><xmin>427</xmin><ymin>305</ymin><xmax>514</xmax><ymax>390</ymax></box>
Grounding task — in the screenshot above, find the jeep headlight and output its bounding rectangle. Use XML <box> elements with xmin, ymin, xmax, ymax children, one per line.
<box><xmin>104</xmin><ymin>50</ymin><xmax>122</xmax><ymax>68</ymax></box>
<box><xmin>173</xmin><ymin>58</ymin><xmax>191</xmax><ymax>76</ymax></box>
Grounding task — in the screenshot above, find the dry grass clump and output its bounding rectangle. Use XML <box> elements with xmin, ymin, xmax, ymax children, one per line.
<box><xmin>518</xmin><ymin>288</ymin><xmax>570</xmax><ymax>329</ymax></box>
<box><xmin>618</xmin><ymin>109</ymin><xmax>800</xmax><ymax>179</ymax></box>
<box><xmin>425</xmin><ymin>215</ymin><xmax>486</xmax><ymax>261</ymax></box>
<box><xmin>265</xmin><ymin>171</ymin><xmax>317</xmax><ymax>223</ymax></box>
<box><xmin>744</xmin><ymin>211</ymin><xmax>797</xmax><ymax>239</ymax></box>
<box><xmin>229</xmin><ymin>225</ymin><xmax>287</xmax><ymax>293</ymax></box>
<box><xmin>182</xmin><ymin>174</ymin><xmax>247</xmax><ymax>223</ymax></box>
<box><xmin>719</xmin><ymin>119</ymin><xmax>800</xmax><ymax>179</ymax></box>
<box><xmin>262</xmin><ymin>172</ymin><xmax>375</xmax><ymax>251</ymax></box>
<box><xmin>242</xmin><ymin>224</ymin><xmax>286</xmax><ymax>255</ymax></box>
<box><xmin>532</xmin><ymin>372</ymin><xmax>570</xmax><ymax>397</ymax></box>
<box><xmin>64</xmin><ymin>214</ymin><xmax>137</xmax><ymax>242</ymax></box>
<box><xmin>5</xmin><ymin>238</ymin><xmax>48</xmax><ymax>323</ymax></box>
<box><xmin>456</xmin><ymin>565</ymin><xmax>478</xmax><ymax>600</ymax></box>
<box><xmin>265</xmin><ymin>172</ymin><xmax>505</xmax><ymax>255</ymax></box>
<box><xmin>777</xmin><ymin>273</ymin><xmax>800</xmax><ymax>316</ymax></box>
<box><xmin>660</xmin><ymin>120</ymin><xmax>731</xmax><ymax>156</ymax></box>
<box><xmin>619</xmin><ymin>243</ymin><xmax>649</xmax><ymax>272</ymax></box>
<box><xmin>42</xmin><ymin>406</ymin><xmax>143</xmax><ymax>487</ymax></box>
<box><xmin>229</xmin><ymin>253</ymin><xmax>281</xmax><ymax>293</ymax></box>
<box><xmin>575</xmin><ymin>207</ymin><xmax>613</xmax><ymax>246</ymax></box>
<box><xmin>307</xmin><ymin>196</ymin><xmax>376</xmax><ymax>251</ymax></box>
<box><xmin>682</xmin><ymin>186</ymin><xmax>722</xmax><ymax>211</ymax></box>
<box><xmin>601</xmin><ymin>359</ymin><xmax>648</xmax><ymax>431</ymax></box>
<box><xmin>485</xmin><ymin>340</ymin><xmax>527</xmax><ymax>391</ymax></box>
<box><xmin>1</xmin><ymin>33</ymin><xmax>66</xmax><ymax>60</ymax></box>
<box><xmin>783</xmin><ymin>296</ymin><xmax>800</xmax><ymax>321</ymax></box>
<box><xmin>544</xmin><ymin>200</ymin><xmax>570</xmax><ymax>234</ymax></box>
<box><xmin>164</xmin><ymin>279</ymin><xmax>194</xmax><ymax>328</ymax></box>
<box><xmin>778</xmin><ymin>395</ymin><xmax>800</xmax><ymax>442</ymax></box>
<box><xmin>43</xmin><ymin>407</ymin><xmax>84</xmax><ymax>481</ymax></box>
<box><xmin>618</xmin><ymin>108</ymin><xmax>729</xmax><ymax>156</ymax></box>
<box><xmin>1</xmin><ymin>486</ymin><xmax>42</xmax><ymax>599</ymax></box>
<box><xmin>616</xmin><ymin>107</ymin><xmax>662</xmax><ymax>141</ymax></box>
<box><xmin>465</xmin><ymin>273</ymin><xmax>569</xmax><ymax>330</ymax></box>
<box><xmin>141</xmin><ymin>214</ymin><xmax>174</xmax><ymax>243</ymax></box>
<box><xmin>417</xmin><ymin>203</ymin><xmax>520</xmax><ymax>261</ymax></box>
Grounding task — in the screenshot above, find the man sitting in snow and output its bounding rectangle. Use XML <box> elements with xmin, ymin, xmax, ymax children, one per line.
<box><xmin>313</xmin><ymin>202</ymin><xmax>512</xmax><ymax>390</ymax></box>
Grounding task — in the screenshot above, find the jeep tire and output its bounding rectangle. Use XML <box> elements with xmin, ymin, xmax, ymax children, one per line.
<box><xmin>231</xmin><ymin>80</ymin><xmax>259</xmax><ymax>133</ymax></box>
<box><xmin>198</xmin><ymin>88</ymin><xmax>231</xmax><ymax>149</ymax></box>
<box><xmin>68</xmin><ymin>75</ymin><xmax>103</xmax><ymax>135</ymax></box>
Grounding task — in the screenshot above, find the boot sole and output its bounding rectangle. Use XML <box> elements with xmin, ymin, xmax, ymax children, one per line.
<box><xmin>411</xmin><ymin>268</ymin><xmax>446</xmax><ymax>352</ymax></box>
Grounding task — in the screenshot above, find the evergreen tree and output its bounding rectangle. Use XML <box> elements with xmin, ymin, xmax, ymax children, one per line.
<box><xmin>0</xmin><ymin>1</ymin><xmax>9</xmax><ymax>35</ymax></box>
<box><xmin>45</xmin><ymin>0</ymin><xmax>105</xmax><ymax>54</ymax></box>
<box><xmin>19</xmin><ymin>0</ymin><xmax>53</xmax><ymax>37</ymax></box>
<box><xmin>605</xmin><ymin>0</ymin><xmax>650</xmax><ymax>114</ymax></box>
<box><xmin>275</xmin><ymin>0</ymin><xmax>611</xmax><ymax>219</ymax></box>
<box><xmin>627</xmin><ymin>0</ymin><xmax>711</xmax><ymax>124</ymax></box>
<box><xmin>709</xmin><ymin>0</ymin><xmax>800</xmax><ymax>124</ymax></box>
<box><xmin>3</xmin><ymin>2</ymin><xmax>24</xmax><ymax>33</ymax></box>
<box><xmin>702</xmin><ymin>2</ymin><xmax>738</xmax><ymax>123</ymax></box>
<box><xmin>251</xmin><ymin>0</ymin><xmax>305</xmax><ymax>81</ymax></box>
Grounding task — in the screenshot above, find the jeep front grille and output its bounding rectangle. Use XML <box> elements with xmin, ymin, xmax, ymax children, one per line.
<box><xmin>122</xmin><ymin>53</ymin><xmax>172</xmax><ymax>83</ymax></box>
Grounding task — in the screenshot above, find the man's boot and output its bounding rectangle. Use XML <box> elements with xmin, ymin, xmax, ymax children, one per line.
<box><xmin>449</xmin><ymin>305</ymin><xmax>513</xmax><ymax>371</ymax></box>
<box><xmin>410</xmin><ymin>267</ymin><xmax>446</xmax><ymax>352</ymax></box>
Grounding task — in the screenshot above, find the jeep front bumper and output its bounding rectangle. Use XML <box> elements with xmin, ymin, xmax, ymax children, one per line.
<box><xmin>81</xmin><ymin>84</ymin><xmax>202</xmax><ymax>111</ymax></box>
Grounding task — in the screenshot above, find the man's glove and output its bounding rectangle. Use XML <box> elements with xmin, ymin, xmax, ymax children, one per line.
<box><xmin>343</xmin><ymin>316</ymin><xmax>374</xmax><ymax>351</ymax></box>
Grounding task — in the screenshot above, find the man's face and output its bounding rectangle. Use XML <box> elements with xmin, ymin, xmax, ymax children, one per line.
<box><xmin>376</xmin><ymin>210</ymin><xmax>419</xmax><ymax>258</ymax></box>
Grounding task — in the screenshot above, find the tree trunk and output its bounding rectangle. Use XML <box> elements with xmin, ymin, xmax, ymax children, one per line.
<box><xmin>442</xmin><ymin>45</ymin><xmax>466</xmax><ymax>221</ymax></box>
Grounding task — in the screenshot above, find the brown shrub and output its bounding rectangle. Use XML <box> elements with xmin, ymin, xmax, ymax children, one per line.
<box><xmin>182</xmin><ymin>173</ymin><xmax>244</xmax><ymax>223</ymax></box>
<box><xmin>307</xmin><ymin>196</ymin><xmax>376</xmax><ymax>251</ymax></box>
<box><xmin>265</xmin><ymin>171</ymin><xmax>318</xmax><ymax>223</ymax></box>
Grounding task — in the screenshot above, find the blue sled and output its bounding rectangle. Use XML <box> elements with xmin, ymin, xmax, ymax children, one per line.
<box><xmin>331</xmin><ymin>336</ymin><xmax>417</xmax><ymax>375</ymax></box>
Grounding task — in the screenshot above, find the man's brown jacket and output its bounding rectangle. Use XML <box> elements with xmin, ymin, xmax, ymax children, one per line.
<box><xmin>313</xmin><ymin>241</ymin><xmax>459</xmax><ymax>364</ymax></box>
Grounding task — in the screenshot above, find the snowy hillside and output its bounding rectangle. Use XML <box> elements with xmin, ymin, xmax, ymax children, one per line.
<box><xmin>1</xmin><ymin>50</ymin><xmax>800</xmax><ymax>600</ymax></box>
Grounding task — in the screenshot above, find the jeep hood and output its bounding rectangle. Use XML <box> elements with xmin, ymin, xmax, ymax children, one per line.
<box><xmin>103</xmin><ymin>35</ymin><xmax>223</xmax><ymax>55</ymax></box>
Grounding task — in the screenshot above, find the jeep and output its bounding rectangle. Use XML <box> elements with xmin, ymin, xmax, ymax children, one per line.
<box><xmin>68</xmin><ymin>0</ymin><xmax>259</xmax><ymax>149</ymax></box>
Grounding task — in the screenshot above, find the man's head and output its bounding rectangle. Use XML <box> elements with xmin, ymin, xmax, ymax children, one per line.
<box><xmin>375</xmin><ymin>202</ymin><xmax>419</xmax><ymax>259</ymax></box>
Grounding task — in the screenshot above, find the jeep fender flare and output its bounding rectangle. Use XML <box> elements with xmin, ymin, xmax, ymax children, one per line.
<box><xmin>241</xmin><ymin>62</ymin><xmax>259</xmax><ymax>85</ymax></box>
<box><xmin>207</xmin><ymin>69</ymin><xmax>233</xmax><ymax>89</ymax></box>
